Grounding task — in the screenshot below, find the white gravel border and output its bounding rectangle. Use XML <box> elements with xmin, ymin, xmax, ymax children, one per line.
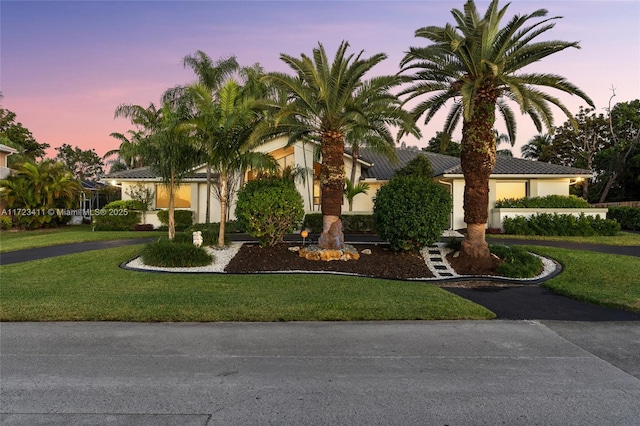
<box><xmin>124</xmin><ymin>242</ymin><xmax>243</xmax><ymax>273</ymax></box>
<box><xmin>123</xmin><ymin>241</ymin><xmax>559</xmax><ymax>282</ymax></box>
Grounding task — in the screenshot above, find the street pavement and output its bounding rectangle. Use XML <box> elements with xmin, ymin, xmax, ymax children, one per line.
<box><xmin>1</xmin><ymin>321</ymin><xmax>639</xmax><ymax>425</ymax></box>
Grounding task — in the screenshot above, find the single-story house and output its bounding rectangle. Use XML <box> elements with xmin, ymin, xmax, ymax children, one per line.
<box><xmin>105</xmin><ymin>136</ymin><xmax>595</xmax><ymax>230</ymax></box>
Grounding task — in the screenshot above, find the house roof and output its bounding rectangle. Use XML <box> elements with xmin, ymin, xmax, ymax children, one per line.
<box><xmin>359</xmin><ymin>149</ymin><xmax>593</xmax><ymax>180</ymax></box>
<box><xmin>105</xmin><ymin>166</ymin><xmax>214</xmax><ymax>181</ymax></box>
<box><xmin>0</xmin><ymin>143</ymin><xmax>18</xmax><ymax>154</ymax></box>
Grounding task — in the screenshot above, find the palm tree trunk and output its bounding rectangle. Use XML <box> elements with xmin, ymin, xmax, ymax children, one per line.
<box><xmin>218</xmin><ymin>171</ymin><xmax>227</xmax><ymax>247</ymax></box>
<box><xmin>459</xmin><ymin>92</ymin><xmax>497</xmax><ymax>259</ymax></box>
<box><xmin>168</xmin><ymin>176</ymin><xmax>176</xmax><ymax>241</ymax></box>
<box><xmin>205</xmin><ymin>165</ymin><xmax>212</xmax><ymax>223</ymax></box>
<box><xmin>318</xmin><ymin>130</ymin><xmax>345</xmax><ymax>250</ymax></box>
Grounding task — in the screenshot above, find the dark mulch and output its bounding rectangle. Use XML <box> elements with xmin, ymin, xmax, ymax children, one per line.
<box><xmin>224</xmin><ymin>243</ymin><xmax>435</xmax><ymax>280</ymax></box>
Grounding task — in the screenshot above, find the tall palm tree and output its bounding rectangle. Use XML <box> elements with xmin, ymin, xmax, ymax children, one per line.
<box><xmin>182</xmin><ymin>51</ymin><xmax>239</xmax><ymax>223</ymax></box>
<box><xmin>400</xmin><ymin>0</ymin><xmax>593</xmax><ymax>259</ymax></box>
<box><xmin>255</xmin><ymin>41</ymin><xmax>419</xmax><ymax>250</ymax></box>
<box><xmin>116</xmin><ymin>98</ymin><xmax>200</xmax><ymax>240</ymax></box>
<box><xmin>187</xmin><ymin>77</ymin><xmax>277</xmax><ymax>246</ymax></box>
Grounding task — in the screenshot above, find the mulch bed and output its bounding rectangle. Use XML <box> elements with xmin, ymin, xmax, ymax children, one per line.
<box><xmin>224</xmin><ymin>243</ymin><xmax>435</xmax><ymax>280</ymax></box>
<box><xmin>224</xmin><ymin>242</ymin><xmax>505</xmax><ymax>281</ymax></box>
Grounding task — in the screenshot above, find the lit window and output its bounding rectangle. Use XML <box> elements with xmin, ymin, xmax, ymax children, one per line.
<box><xmin>495</xmin><ymin>181</ymin><xmax>527</xmax><ymax>201</ymax></box>
<box><xmin>156</xmin><ymin>184</ymin><xmax>191</xmax><ymax>208</ymax></box>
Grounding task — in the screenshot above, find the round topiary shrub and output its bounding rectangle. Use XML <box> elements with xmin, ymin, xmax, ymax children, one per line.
<box><xmin>140</xmin><ymin>240</ymin><xmax>213</xmax><ymax>267</ymax></box>
<box><xmin>373</xmin><ymin>176</ymin><xmax>452</xmax><ymax>252</ymax></box>
<box><xmin>235</xmin><ymin>178</ymin><xmax>305</xmax><ymax>247</ymax></box>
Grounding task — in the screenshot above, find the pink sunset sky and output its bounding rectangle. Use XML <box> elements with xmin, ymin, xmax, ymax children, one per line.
<box><xmin>2</xmin><ymin>0</ymin><xmax>639</xmax><ymax>164</ymax></box>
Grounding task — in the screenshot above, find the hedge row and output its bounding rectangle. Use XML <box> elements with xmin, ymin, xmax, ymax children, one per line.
<box><xmin>495</xmin><ymin>195</ymin><xmax>590</xmax><ymax>209</ymax></box>
<box><xmin>303</xmin><ymin>213</ymin><xmax>375</xmax><ymax>234</ymax></box>
<box><xmin>607</xmin><ymin>206</ymin><xmax>640</xmax><ymax>231</ymax></box>
<box><xmin>503</xmin><ymin>213</ymin><xmax>620</xmax><ymax>236</ymax></box>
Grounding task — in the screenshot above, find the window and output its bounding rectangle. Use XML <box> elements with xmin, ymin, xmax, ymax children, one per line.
<box><xmin>155</xmin><ymin>184</ymin><xmax>191</xmax><ymax>208</ymax></box>
<box><xmin>495</xmin><ymin>181</ymin><xmax>527</xmax><ymax>201</ymax></box>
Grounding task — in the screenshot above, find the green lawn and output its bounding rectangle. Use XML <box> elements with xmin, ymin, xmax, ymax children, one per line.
<box><xmin>0</xmin><ymin>225</ymin><xmax>161</xmax><ymax>252</ymax></box>
<box><xmin>0</xmin><ymin>245</ymin><xmax>495</xmax><ymax>321</ymax></box>
<box><xmin>487</xmin><ymin>231</ymin><xmax>640</xmax><ymax>246</ymax></box>
<box><xmin>529</xmin><ymin>246</ymin><xmax>640</xmax><ymax>313</ymax></box>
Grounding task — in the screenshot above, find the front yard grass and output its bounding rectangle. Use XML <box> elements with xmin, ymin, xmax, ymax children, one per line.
<box><xmin>528</xmin><ymin>246</ymin><xmax>640</xmax><ymax>313</ymax></box>
<box><xmin>0</xmin><ymin>225</ymin><xmax>160</xmax><ymax>252</ymax></box>
<box><xmin>487</xmin><ymin>231</ymin><xmax>640</xmax><ymax>246</ymax></box>
<box><xmin>0</xmin><ymin>245</ymin><xmax>495</xmax><ymax>321</ymax></box>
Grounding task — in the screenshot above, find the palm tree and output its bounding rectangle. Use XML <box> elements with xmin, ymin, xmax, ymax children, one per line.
<box><xmin>187</xmin><ymin>77</ymin><xmax>277</xmax><ymax>246</ymax></box>
<box><xmin>400</xmin><ymin>0</ymin><xmax>593</xmax><ymax>259</ymax></box>
<box><xmin>256</xmin><ymin>41</ymin><xmax>419</xmax><ymax>250</ymax></box>
<box><xmin>343</xmin><ymin>178</ymin><xmax>370</xmax><ymax>211</ymax></box>
<box><xmin>182</xmin><ymin>51</ymin><xmax>239</xmax><ymax>223</ymax></box>
<box><xmin>116</xmin><ymin>98</ymin><xmax>200</xmax><ymax>240</ymax></box>
<box><xmin>521</xmin><ymin>134</ymin><xmax>553</xmax><ymax>161</ymax></box>
<box><xmin>103</xmin><ymin>130</ymin><xmax>145</xmax><ymax>171</ymax></box>
<box><xmin>0</xmin><ymin>161</ymin><xmax>81</xmax><ymax>229</ymax></box>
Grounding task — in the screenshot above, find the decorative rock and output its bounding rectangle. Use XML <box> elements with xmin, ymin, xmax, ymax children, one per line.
<box><xmin>192</xmin><ymin>231</ymin><xmax>203</xmax><ymax>248</ymax></box>
<box><xmin>299</xmin><ymin>244</ymin><xmax>360</xmax><ymax>262</ymax></box>
<box><xmin>361</xmin><ymin>249</ymin><xmax>372</xmax><ymax>255</ymax></box>
<box><xmin>288</xmin><ymin>246</ymin><xmax>300</xmax><ymax>252</ymax></box>
<box><xmin>317</xmin><ymin>219</ymin><xmax>344</xmax><ymax>250</ymax></box>
<box><xmin>453</xmin><ymin>251</ymin><xmax>460</xmax><ymax>258</ymax></box>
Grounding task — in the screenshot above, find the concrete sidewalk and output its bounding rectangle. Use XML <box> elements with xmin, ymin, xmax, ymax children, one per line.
<box><xmin>1</xmin><ymin>321</ymin><xmax>639</xmax><ymax>425</ymax></box>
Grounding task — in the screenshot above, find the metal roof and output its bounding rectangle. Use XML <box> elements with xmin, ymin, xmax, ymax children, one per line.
<box><xmin>360</xmin><ymin>149</ymin><xmax>593</xmax><ymax>180</ymax></box>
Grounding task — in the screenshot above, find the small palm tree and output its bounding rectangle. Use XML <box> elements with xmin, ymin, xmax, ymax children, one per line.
<box><xmin>400</xmin><ymin>0</ymin><xmax>593</xmax><ymax>258</ymax></box>
<box><xmin>343</xmin><ymin>178</ymin><xmax>370</xmax><ymax>212</ymax></box>
<box><xmin>255</xmin><ymin>41</ymin><xmax>419</xmax><ymax>250</ymax></box>
<box><xmin>0</xmin><ymin>161</ymin><xmax>82</xmax><ymax>229</ymax></box>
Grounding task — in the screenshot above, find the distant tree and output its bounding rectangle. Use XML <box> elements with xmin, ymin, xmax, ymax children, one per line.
<box><xmin>0</xmin><ymin>107</ymin><xmax>50</xmax><ymax>163</ymax></box>
<box><xmin>596</xmin><ymin>96</ymin><xmax>640</xmax><ymax>202</ymax></box>
<box><xmin>423</xmin><ymin>132</ymin><xmax>461</xmax><ymax>157</ymax></box>
<box><xmin>549</xmin><ymin>107</ymin><xmax>609</xmax><ymax>200</ymax></box>
<box><xmin>521</xmin><ymin>134</ymin><xmax>553</xmax><ymax>161</ymax></box>
<box><xmin>54</xmin><ymin>143</ymin><xmax>105</xmax><ymax>181</ymax></box>
<box><xmin>103</xmin><ymin>130</ymin><xmax>145</xmax><ymax>171</ymax></box>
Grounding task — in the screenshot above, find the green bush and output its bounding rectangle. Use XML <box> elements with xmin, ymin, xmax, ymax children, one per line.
<box><xmin>103</xmin><ymin>199</ymin><xmax>145</xmax><ymax>210</ymax></box>
<box><xmin>92</xmin><ymin>210</ymin><xmax>141</xmax><ymax>231</ymax></box>
<box><xmin>0</xmin><ymin>215</ymin><xmax>12</xmax><ymax>230</ymax></box>
<box><xmin>607</xmin><ymin>207</ymin><xmax>640</xmax><ymax>231</ymax></box>
<box><xmin>158</xmin><ymin>230</ymin><xmax>228</xmax><ymax>247</ymax></box>
<box><xmin>495</xmin><ymin>195</ymin><xmax>590</xmax><ymax>209</ymax></box>
<box><xmin>303</xmin><ymin>213</ymin><xmax>374</xmax><ymax>233</ymax></box>
<box><xmin>235</xmin><ymin>178</ymin><xmax>304</xmax><ymax>247</ymax></box>
<box><xmin>373</xmin><ymin>176</ymin><xmax>452</xmax><ymax>252</ymax></box>
<box><xmin>502</xmin><ymin>213</ymin><xmax>620</xmax><ymax>236</ymax></box>
<box><xmin>140</xmin><ymin>240</ymin><xmax>212</xmax><ymax>267</ymax></box>
<box><xmin>490</xmin><ymin>244</ymin><xmax>543</xmax><ymax>278</ymax></box>
<box><xmin>157</xmin><ymin>209</ymin><xmax>194</xmax><ymax>231</ymax></box>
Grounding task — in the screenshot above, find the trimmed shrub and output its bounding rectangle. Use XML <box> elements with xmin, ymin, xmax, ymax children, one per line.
<box><xmin>92</xmin><ymin>209</ymin><xmax>140</xmax><ymax>231</ymax></box>
<box><xmin>141</xmin><ymin>240</ymin><xmax>212</xmax><ymax>267</ymax></box>
<box><xmin>490</xmin><ymin>244</ymin><xmax>543</xmax><ymax>278</ymax></box>
<box><xmin>235</xmin><ymin>178</ymin><xmax>304</xmax><ymax>247</ymax></box>
<box><xmin>157</xmin><ymin>209</ymin><xmax>194</xmax><ymax>231</ymax></box>
<box><xmin>373</xmin><ymin>176</ymin><xmax>452</xmax><ymax>252</ymax></box>
<box><xmin>159</xmin><ymin>230</ymin><xmax>228</xmax><ymax>247</ymax></box>
<box><xmin>495</xmin><ymin>195</ymin><xmax>590</xmax><ymax>209</ymax></box>
<box><xmin>607</xmin><ymin>206</ymin><xmax>640</xmax><ymax>231</ymax></box>
<box><xmin>502</xmin><ymin>213</ymin><xmax>620</xmax><ymax>236</ymax></box>
<box><xmin>303</xmin><ymin>213</ymin><xmax>374</xmax><ymax>234</ymax></box>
